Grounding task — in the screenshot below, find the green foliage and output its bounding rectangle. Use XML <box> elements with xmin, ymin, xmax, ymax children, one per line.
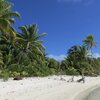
<box><xmin>11</xmin><ymin>71</ymin><xmax>20</xmax><ymax>77</ymax></box>
<box><xmin>0</xmin><ymin>0</ymin><xmax>20</xmax><ymax>38</ymax></box>
<box><xmin>60</xmin><ymin>35</ymin><xmax>98</xmax><ymax>76</ymax></box>
<box><xmin>21</xmin><ymin>71</ymin><xmax>28</xmax><ymax>77</ymax></box>
<box><xmin>65</xmin><ymin>67</ymin><xmax>79</xmax><ymax>75</ymax></box>
<box><xmin>0</xmin><ymin>69</ymin><xmax>9</xmax><ymax>81</ymax></box>
<box><xmin>83</xmin><ymin>34</ymin><xmax>96</xmax><ymax>50</ymax></box>
<box><xmin>0</xmin><ymin>0</ymin><xmax>99</xmax><ymax>78</ymax></box>
<box><xmin>16</xmin><ymin>24</ymin><xmax>46</xmax><ymax>64</ymax></box>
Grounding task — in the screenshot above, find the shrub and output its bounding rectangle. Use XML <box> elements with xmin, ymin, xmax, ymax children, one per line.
<box><xmin>0</xmin><ymin>70</ymin><xmax>9</xmax><ymax>81</ymax></box>
<box><xmin>21</xmin><ymin>71</ymin><xmax>28</xmax><ymax>77</ymax></box>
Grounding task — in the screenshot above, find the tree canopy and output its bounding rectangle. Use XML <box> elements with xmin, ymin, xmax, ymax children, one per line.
<box><xmin>0</xmin><ymin>0</ymin><xmax>99</xmax><ymax>80</ymax></box>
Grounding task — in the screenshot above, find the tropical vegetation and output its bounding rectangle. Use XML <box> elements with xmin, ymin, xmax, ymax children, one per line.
<box><xmin>0</xmin><ymin>0</ymin><xmax>100</xmax><ymax>80</ymax></box>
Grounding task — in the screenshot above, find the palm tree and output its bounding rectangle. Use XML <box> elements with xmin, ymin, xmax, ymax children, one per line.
<box><xmin>0</xmin><ymin>33</ymin><xmax>16</xmax><ymax>50</ymax></box>
<box><xmin>67</xmin><ymin>45</ymin><xmax>88</xmax><ymax>82</ymax></box>
<box><xmin>0</xmin><ymin>0</ymin><xmax>20</xmax><ymax>38</ymax></box>
<box><xmin>68</xmin><ymin>45</ymin><xmax>88</xmax><ymax>64</ymax></box>
<box><xmin>16</xmin><ymin>24</ymin><xmax>46</xmax><ymax>64</ymax></box>
<box><xmin>0</xmin><ymin>34</ymin><xmax>16</xmax><ymax>69</ymax></box>
<box><xmin>83</xmin><ymin>34</ymin><xmax>96</xmax><ymax>56</ymax></box>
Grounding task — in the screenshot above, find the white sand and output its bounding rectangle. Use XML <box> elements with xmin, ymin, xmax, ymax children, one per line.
<box><xmin>0</xmin><ymin>76</ymin><xmax>100</xmax><ymax>100</ymax></box>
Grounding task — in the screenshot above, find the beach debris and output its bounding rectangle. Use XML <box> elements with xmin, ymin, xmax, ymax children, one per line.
<box><xmin>13</xmin><ymin>77</ymin><xmax>22</xmax><ymax>80</ymax></box>
<box><xmin>60</xmin><ymin>77</ymin><xmax>66</xmax><ymax>81</ymax></box>
<box><xmin>77</xmin><ymin>77</ymin><xmax>85</xmax><ymax>83</ymax></box>
<box><xmin>67</xmin><ymin>76</ymin><xmax>74</xmax><ymax>82</ymax></box>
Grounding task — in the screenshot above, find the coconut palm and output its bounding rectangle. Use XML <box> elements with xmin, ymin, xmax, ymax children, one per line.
<box><xmin>16</xmin><ymin>24</ymin><xmax>46</xmax><ymax>63</ymax></box>
<box><xmin>83</xmin><ymin>34</ymin><xmax>96</xmax><ymax>55</ymax></box>
<box><xmin>0</xmin><ymin>0</ymin><xmax>20</xmax><ymax>38</ymax></box>
<box><xmin>0</xmin><ymin>33</ymin><xmax>16</xmax><ymax>69</ymax></box>
<box><xmin>68</xmin><ymin>45</ymin><xmax>88</xmax><ymax>68</ymax></box>
<box><xmin>67</xmin><ymin>45</ymin><xmax>88</xmax><ymax>82</ymax></box>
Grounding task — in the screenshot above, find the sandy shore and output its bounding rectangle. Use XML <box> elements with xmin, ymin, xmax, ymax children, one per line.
<box><xmin>0</xmin><ymin>76</ymin><xmax>100</xmax><ymax>100</ymax></box>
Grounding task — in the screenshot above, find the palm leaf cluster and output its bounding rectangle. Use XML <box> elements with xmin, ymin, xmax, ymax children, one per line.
<box><xmin>15</xmin><ymin>24</ymin><xmax>46</xmax><ymax>64</ymax></box>
<box><xmin>83</xmin><ymin>34</ymin><xmax>96</xmax><ymax>50</ymax></box>
<box><xmin>0</xmin><ymin>0</ymin><xmax>20</xmax><ymax>38</ymax></box>
<box><xmin>67</xmin><ymin>45</ymin><xmax>88</xmax><ymax>63</ymax></box>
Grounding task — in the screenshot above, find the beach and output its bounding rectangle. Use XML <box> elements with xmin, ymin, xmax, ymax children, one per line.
<box><xmin>0</xmin><ymin>76</ymin><xmax>100</xmax><ymax>100</ymax></box>
<box><xmin>83</xmin><ymin>87</ymin><xmax>100</xmax><ymax>100</ymax></box>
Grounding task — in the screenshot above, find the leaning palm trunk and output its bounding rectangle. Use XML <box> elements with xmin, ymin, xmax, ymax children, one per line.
<box><xmin>72</xmin><ymin>75</ymin><xmax>74</xmax><ymax>82</ymax></box>
<box><xmin>77</xmin><ymin>69</ymin><xmax>85</xmax><ymax>83</ymax></box>
<box><xmin>81</xmin><ymin>69</ymin><xmax>85</xmax><ymax>83</ymax></box>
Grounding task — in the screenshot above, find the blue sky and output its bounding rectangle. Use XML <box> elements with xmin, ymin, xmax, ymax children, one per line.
<box><xmin>9</xmin><ymin>0</ymin><xmax>100</xmax><ymax>60</ymax></box>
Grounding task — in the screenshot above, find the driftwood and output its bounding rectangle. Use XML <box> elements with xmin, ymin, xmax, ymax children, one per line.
<box><xmin>13</xmin><ymin>77</ymin><xmax>22</xmax><ymax>80</ymax></box>
<box><xmin>77</xmin><ymin>77</ymin><xmax>85</xmax><ymax>83</ymax></box>
<box><xmin>60</xmin><ymin>77</ymin><xmax>66</xmax><ymax>81</ymax></box>
<box><xmin>67</xmin><ymin>76</ymin><xmax>74</xmax><ymax>82</ymax></box>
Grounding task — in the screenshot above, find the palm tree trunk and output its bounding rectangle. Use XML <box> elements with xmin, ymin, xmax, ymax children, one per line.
<box><xmin>82</xmin><ymin>69</ymin><xmax>85</xmax><ymax>83</ymax></box>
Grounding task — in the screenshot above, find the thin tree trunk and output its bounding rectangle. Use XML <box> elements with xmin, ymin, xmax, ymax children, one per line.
<box><xmin>82</xmin><ymin>69</ymin><xmax>85</xmax><ymax>83</ymax></box>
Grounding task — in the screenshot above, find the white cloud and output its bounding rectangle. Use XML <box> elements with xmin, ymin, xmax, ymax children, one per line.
<box><xmin>47</xmin><ymin>53</ymin><xmax>100</xmax><ymax>61</ymax></box>
<box><xmin>48</xmin><ymin>54</ymin><xmax>66</xmax><ymax>61</ymax></box>
<box><xmin>93</xmin><ymin>53</ymin><xmax>100</xmax><ymax>58</ymax></box>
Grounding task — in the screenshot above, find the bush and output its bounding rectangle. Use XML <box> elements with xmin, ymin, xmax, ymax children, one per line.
<box><xmin>11</xmin><ymin>71</ymin><xmax>20</xmax><ymax>77</ymax></box>
<box><xmin>66</xmin><ymin>67</ymin><xmax>79</xmax><ymax>75</ymax></box>
<box><xmin>21</xmin><ymin>71</ymin><xmax>28</xmax><ymax>77</ymax></box>
<box><xmin>0</xmin><ymin>70</ymin><xmax>9</xmax><ymax>81</ymax></box>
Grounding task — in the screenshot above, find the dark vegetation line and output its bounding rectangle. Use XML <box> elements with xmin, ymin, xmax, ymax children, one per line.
<box><xmin>0</xmin><ymin>0</ymin><xmax>100</xmax><ymax>81</ymax></box>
